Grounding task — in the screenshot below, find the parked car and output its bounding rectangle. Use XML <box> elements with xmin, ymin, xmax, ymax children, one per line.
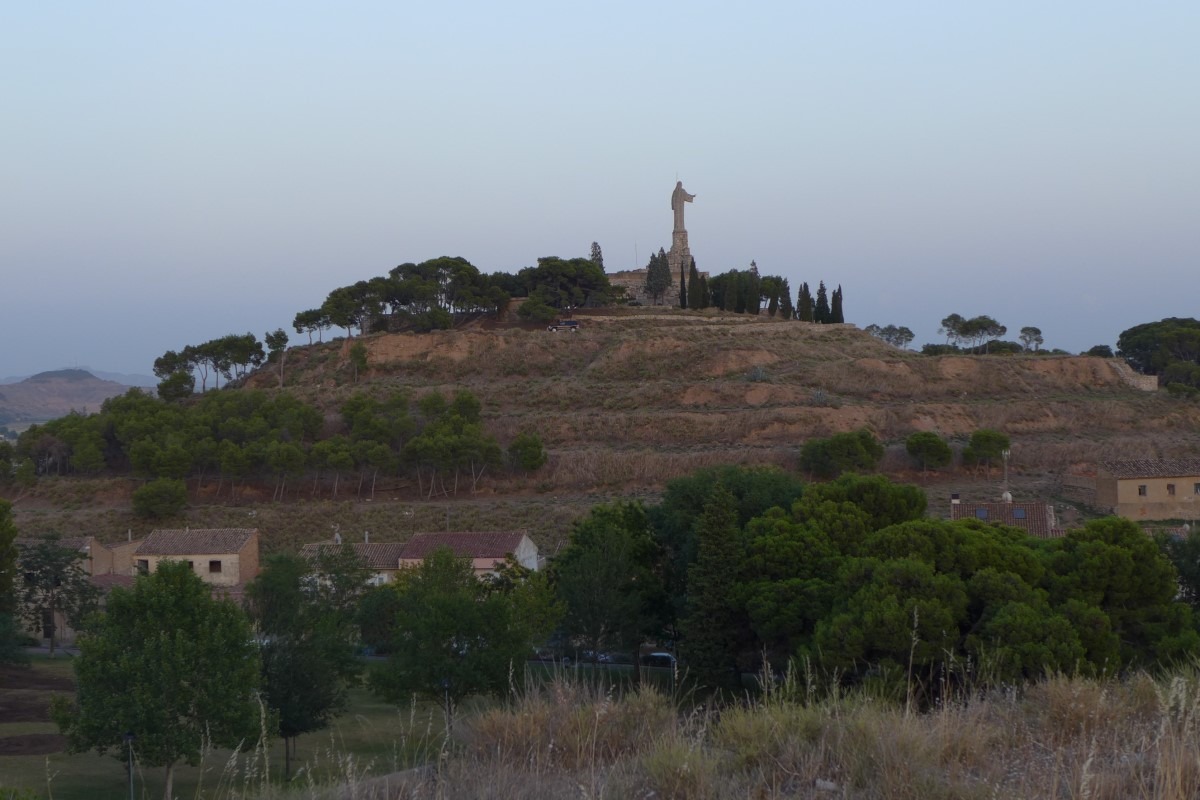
<box><xmin>640</xmin><ymin>652</ymin><xmax>677</xmax><ymax>669</ymax></box>
<box><xmin>547</xmin><ymin>319</ymin><xmax>580</xmax><ymax>332</ymax></box>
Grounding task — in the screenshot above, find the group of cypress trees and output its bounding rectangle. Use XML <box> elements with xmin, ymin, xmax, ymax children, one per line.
<box><xmin>662</xmin><ymin>258</ymin><xmax>845</xmax><ymax>323</ymax></box>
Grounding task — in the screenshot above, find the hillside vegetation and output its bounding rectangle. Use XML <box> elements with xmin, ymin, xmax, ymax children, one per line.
<box><xmin>10</xmin><ymin>310</ymin><xmax>1200</xmax><ymax>553</ymax></box>
<box><xmin>252</xmin><ymin>308</ymin><xmax>1200</xmax><ymax>487</ymax></box>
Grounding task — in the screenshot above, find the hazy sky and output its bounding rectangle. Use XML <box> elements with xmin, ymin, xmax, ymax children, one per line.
<box><xmin>3</xmin><ymin>2</ymin><xmax>1197</xmax><ymax>378</ymax></box>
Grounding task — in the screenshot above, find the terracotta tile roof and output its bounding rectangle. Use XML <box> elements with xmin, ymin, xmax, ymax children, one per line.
<box><xmin>951</xmin><ymin>502</ymin><xmax>1058</xmax><ymax>538</ymax></box>
<box><xmin>1100</xmin><ymin>459</ymin><xmax>1200</xmax><ymax>480</ymax></box>
<box><xmin>137</xmin><ymin>529</ymin><xmax>257</xmax><ymax>556</ymax></box>
<box><xmin>399</xmin><ymin>531</ymin><xmax>529</xmax><ymax>561</ymax></box>
<box><xmin>300</xmin><ymin>542</ymin><xmax>407</xmax><ymax>571</ymax></box>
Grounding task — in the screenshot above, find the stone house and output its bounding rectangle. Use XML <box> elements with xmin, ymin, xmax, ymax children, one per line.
<box><xmin>949</xmin><ymin>497</ymin><xmax>1060</xmax><ymax>538</ymax></box>
<box><xmin>1096</xmin><ymin>459</ymin><xmax>1200</xmax><ymax>520</ymax></box>
<box><xmin>15</xmin><ymin>535</ymin><xmax>139</xmax><ymax>647</ymax></box>
<box><xmin>133</xmin><ymin>528</ymin><xmax>260</xmax><ymax>588</ymax></box>
<box><xmin>398</xmin><ymin>531</ymin><xmax>539</xmax><ymax>576</ymax></box>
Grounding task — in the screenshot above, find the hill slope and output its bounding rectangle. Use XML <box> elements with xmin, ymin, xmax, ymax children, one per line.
<box><xmin>250</xmin><ymin>309</ymin><xmax>1199</xmax><ymax>490</ymax></box>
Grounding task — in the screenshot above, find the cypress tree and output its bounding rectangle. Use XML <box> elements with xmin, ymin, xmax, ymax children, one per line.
<box><xmin>679</xmin><ymin>261</ymin><xmax>688</xmax><ymax>308</ymax></box>
<box><xmin>699</xmin><ymin>275</ymin><xmax>711</xmax><ymax>309</ymax></box>
<box><xmin>680</xmin><ymin>484</ymin><xmax>742</xmax><ymax>693</ymax></box>
<box><xmin>815</xmin><ymin>281</ymin><xmax>830</xmax><ymax>323</ymax></box>
<box><xmin>688</xmin><ymin>259</ymin><xmax>703</xmax><ymax>310</ymax></box>
<box><xmin>779</xmin><ymin>278</ymin><xmax>794</xmax><ymax>319</ymax></box>
<box><xmin>734</xmin><ymin>271</ymin><xmax>747</xmax><ymax>313</ymax></box>
<box><xmin>831</xmin><ymin>285</ymin><xmax>844</xmax><ymax>323</ymax></box>
<box><xmin>797</xmin><ymin>282</ymin><xmax>814</xmax><ymax>322</ymax></box>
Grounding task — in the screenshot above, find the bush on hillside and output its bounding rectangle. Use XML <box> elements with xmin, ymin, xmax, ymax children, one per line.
<box><xmin>132</xmin><ymin>478</ymin><xmax>188</xmax><ymax>519</ymax></box>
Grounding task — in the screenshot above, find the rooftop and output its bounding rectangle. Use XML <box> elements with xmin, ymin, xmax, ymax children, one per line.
<box><xmin>951</xmin><ymin>502</ymin><xmax>1057</xmax><ymax>539</ymax></box>
<box><xmin>1100</xmin><ymin>459</ymin><xmax>1200</xmax><ymax>480</ymax></box>
<box><xmin>137</xmin><ymin>528</ymin><xmax>258</xmax><ymax>556</ymax></box>
<box><xmin>399</xmin><ymin>531</ymin><xmax>530</xmax><ymax>561</ymax></box>
<box><xmin>300</xmin><ymin>542</ymin><xmax>407</xmax><ymax>571</ymax></box>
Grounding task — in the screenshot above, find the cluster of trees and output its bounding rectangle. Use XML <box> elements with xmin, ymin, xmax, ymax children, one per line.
<box><xmin>9</xmin><ymin>388</ymin><xmax>545</xmax><ymax>512</ymax></box>
<box><xmin>865</xmin><ymin>324</ymin><xmax>915</xmax><ymax>349</ymax></box>
<box><xmin>293</xmin><ymin>255</ymin><xmax>618</xmax><ymax>334</ymax></box>
<box><xmin>552</xmin><ymin>467</ymin><xmax>1200</xmax><ymax>696</ymax></box>
<box><xmin>153</xmin><ymin>332</ymin><xmax>285</xmax><ymax>398</ymax></box>
<box><xmin>640</xmin><ymin>253</ymin><xmax>843</xmax><ymax>324</ymax></box>
<box><xmin>937</xmin><ymin>314</ymin><xmax>1009</xmax><ymax>353</ymax></box>
<box><xmin>798</xmin><ymin>428</ymin><xmax>1011</xmax><ymax>479</ymax></box>
<box><xmin>1117</xmin><ymin>318</ymin><xmax>1200</xmax><ymax>394</ymax></box>
<box><xmin>920</xmin><ymin>315</ymin><xmax>1077</xmax><ymax>356</ymax></box>
<box><xmin>51</xmin><ymin>545</ymin><xmax>557</xmax><ymax>794</ymax></box>
<box><xmin>21</xmin><ymin>464</ymin><xmax>1200</xmax><ymax>796</ymax></box>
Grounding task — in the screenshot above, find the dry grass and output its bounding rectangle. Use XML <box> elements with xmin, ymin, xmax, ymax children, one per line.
<box><xmin>319</xmin><ymin>667</ymin><xmax>1200</xmax><ymax>800</ymax></box>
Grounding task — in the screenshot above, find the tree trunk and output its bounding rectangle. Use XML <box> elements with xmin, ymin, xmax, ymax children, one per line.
<box><xmin>371</xmin><ymin>468</ymin><xmax>378</xmax><ymax>499</ymax></box>
<box><xmin>163</xmin><ymin>762</ymin><xmax>175</xmax><ymax>800</ymax></box>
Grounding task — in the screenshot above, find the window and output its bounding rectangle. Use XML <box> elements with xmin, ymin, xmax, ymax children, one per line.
<box><xmin>1013</xmin><ymin>508</ymin><xmax>1027</xmax><ymax>519</ymax></box>
<box><xmin>975</xmin><ymin>508</ymin><xmax>989</xmax><ymax>520</ymax></box>
<box><xmin>136</xmin><ymin>559</ymin><xmax>149</xmax><ymax>575</ymax></box>
<box><xmin>1138</xmin><ymin>485</ymin><xmax>1147</xmax><ymax>496</ymax></box>
<box><xmin>1168</xmin><ymin>484</ymin><xmax>1176</xmax><ymax>496</ymax></box>
<box><xmin>1195</xmin><ymin>483</ymin><xmax>1200</xmax><ymax>495</ymax></box>
<box><xmin>209</xmin><ymin>560</ymin><xmax>222</xmax><ymax>574</ymax></box>
<box><xmin>186</xmin><ymin>560</ymin><xmax>194</xmax><ymax>570</ymax></box>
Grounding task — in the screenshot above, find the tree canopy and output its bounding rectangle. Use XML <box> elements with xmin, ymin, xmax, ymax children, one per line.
<box><xmin>54</xmin><ymin>562</ymin><xmax>261</xmax><ymax>800</ymax></box>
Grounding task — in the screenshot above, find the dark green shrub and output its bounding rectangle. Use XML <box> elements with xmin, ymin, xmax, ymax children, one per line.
<box><xmin>132</xmin><ymin>478</ymin><xmax>188</xmax><ymax>519</ymax></box>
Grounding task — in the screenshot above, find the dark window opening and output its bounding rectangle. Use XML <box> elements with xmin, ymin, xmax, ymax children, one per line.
<box><xmin>975</xmin><ymin>509</ymin><xmax>989</xmax><ymax>520</ymax></box>
<box><xmin>1168</xmin><ymin>484</ymin><xmax>1176</xmax><ymax>496</ymax></box>
<box><xmin>1013</xmin><ymin>508</ymin><xmax>1027</xmax><ymax>519</ymax></box>
<box><xmin>186</xmin><ymin>560</ymin><xmax>194</xmax><ymax>570</ymax></box>
<box><xmin>1138</xmin><ymin>485</ymin><xmax>1147</xmax><ymax>496</ymax></box>
<box><xmin>136</xmin><ymin>559</ymin><xmax>149</xmax><ymax>574</ymax></box>
<box><xmin>209</xmin><ymin>560</ymin><xmax>222</xmax><ymax>574</ymax></box>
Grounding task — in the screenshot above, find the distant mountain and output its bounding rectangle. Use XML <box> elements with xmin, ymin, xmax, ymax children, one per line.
<box><xmin>0</xmin><ymin>370</ymin><xmax>144</xmax><ymax>425</ymax></box>
<box><xmin>0</xmin><ymin>367</ymin><xmax>156</xmax><ymax>388</ymax></box>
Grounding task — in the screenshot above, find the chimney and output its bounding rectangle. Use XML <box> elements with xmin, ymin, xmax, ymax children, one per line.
<box><xmin>364</xmin><ymin>531</ymin><xmax>370</xmax><ymax>544</ymax></box>
<box><xmin>950</xmin><ymin>493</ymin><xmax>960</xmax><ymax>505</ymax></box>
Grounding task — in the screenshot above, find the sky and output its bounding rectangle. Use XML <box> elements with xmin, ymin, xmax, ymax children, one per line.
<box><xmin>2</xmin><ymin>2</ymin><xmax>1197</xmax><ymax>378</ymax></box>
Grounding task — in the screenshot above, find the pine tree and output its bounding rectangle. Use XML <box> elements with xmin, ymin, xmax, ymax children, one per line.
<box><xmin>779</xmin><ymin>278</ymin><xmax>794</xmax><ymax>319</ymax></box>
<box><xmin>815</xmin><ymin>281</ymin><xmax>830</xmax><ymax>323</ymax></box>
<box><xmin>831</xmin><ymin>285</ymin><xmax>844</xmax><ymax>323</ymax></box>
<box><xmin>797</xmin><ymin>282</ymin><xmax>814</xmax><ymax>322</ymax></box>
<box><xmin>680</xmin><ymin>484</ymin><xmax>742</xmax><ymax>693</ymax></box>
<box><xmin>687</xmin><ymin>260</ymin><xmax>703</xmax><ymax>310</ymax></box>
<box><xmin>589</xmin><ymin>242</ymin><xmax>604</xmax><ymax>270</ymax></box>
